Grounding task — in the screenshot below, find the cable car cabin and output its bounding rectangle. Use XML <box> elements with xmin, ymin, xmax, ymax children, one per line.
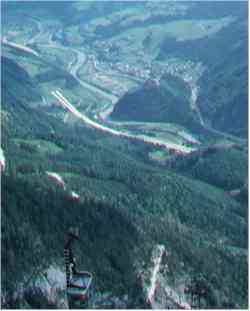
<box><xmin>67</xmin><ymin>271</ymin><xmax>94</xmax><ymax>308</ymax></box>
<box><xmin>64</xmin><ymin>228</ymin><xmax>94</xmax><ymax>308</ymax></box>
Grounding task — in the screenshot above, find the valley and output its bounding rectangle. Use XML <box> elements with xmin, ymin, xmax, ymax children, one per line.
<box><xmin>1</xmin><ymin>1</ymin><xmax>248</xmax><ymax>309</ymax></box>
<box><xmin>2</xmin><ymin>21</ymin><xmax>201</xmax><ymax>153</ymax></box>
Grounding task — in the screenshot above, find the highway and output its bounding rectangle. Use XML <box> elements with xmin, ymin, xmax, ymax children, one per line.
<box><xmin>51</xmin><ymin>90</ymin><xmax>195</xmax><ymax>154</ymax></box>
<box><xmin>2</xmin><ymin>37</ymin><xmax>39</xmax><ymax>57</ymax></box>
<box><xmin>5</xmin><ymin>20</ymin><xmax>244</xmax><ymax>153</ymax></box>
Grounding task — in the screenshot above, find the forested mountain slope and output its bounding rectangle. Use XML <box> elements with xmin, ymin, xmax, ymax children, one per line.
<box><xmin>165</xmin><ymin>145</ymin><xmax>248</xmax><ymax>192</ymax></box>
<box><xmin>1</xmin><ymin>56</ymin><xmax>247</xmax><ymax>308</ymax></box>
<box><xmin>196</xmin><ymin>38</ymin><xmax>248</xmax><ymax>137</ymax></box>
<box><xmin>111</xmin><ymin>74</ymin><xmax>200</xmax><ymax>131</ymax></box>
<box><xmin>1</xmin><ymin>1</ymin><xmax>248</xmax><ymax>309</ymax></box>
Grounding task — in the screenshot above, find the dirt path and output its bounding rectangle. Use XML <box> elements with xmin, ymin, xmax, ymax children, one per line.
<box><xmin>147</xmin><ymin>245</ymin><xmax>165</xmax><ymax>304</ymax></box>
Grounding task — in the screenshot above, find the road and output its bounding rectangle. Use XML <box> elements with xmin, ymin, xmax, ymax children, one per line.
<box><xmin>12</xmin><ymin>20</ymin><xmax>244</xmax><ymax>149</ymax></box>
<box><xmin>51</xmin><ymin>90</ymin><xmax>195</xmax><ymax>154</ymax></box>
<box><xmin>40</xmin><ymin>38</ymin><xmax>197</xmax><ymax>153</ymax></box>
<box><xmin>2</xmin><ymin>37</ymin><xmax>39</xmax><ymax>57</ymax></box>
<box><xmin>39</xmin><ymin>41</ymin><xmax>118</xmax><ymax>105</ymax></box>
<box><xmin>18</xmin><ymin>22</ymin><xmax>200</xmax><ymax>148</ymax></box>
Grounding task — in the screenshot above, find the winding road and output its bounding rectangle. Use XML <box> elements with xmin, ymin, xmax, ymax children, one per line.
<box><xmin>28</xmin><ymin>27</ymin><xmax>195</xmax><ymax>153</ymax></box>
<box><xmin>4</xmin><ymin>19</ymin><xmax>245</xmax><ymax>155</ymax></box>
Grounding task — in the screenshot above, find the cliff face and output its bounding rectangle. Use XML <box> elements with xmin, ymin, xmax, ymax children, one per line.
<box><xmin>2</xmin><ymin>265</ymin><xmax>67</xmax><ymax>308</ymax></box>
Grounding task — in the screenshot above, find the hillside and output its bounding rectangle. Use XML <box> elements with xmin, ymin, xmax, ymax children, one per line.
<box><xmin>2</xmin><ymin>56</ymin><xmax>41</xmax><ymax>108</ymax></box>
<box><xmin>158</xmin><ymin>8</ymin><xmax>248</xmax><ymax>137</ymax></box>
<box><xmin>111</xmin><ymin>74</ymin><xmax>201</xmax><ymax>132</ymax></box>
<box><xmin>1</xmin><ymin>1</ymin><xmax>248</xmax><ymax>309</ymax></box>
<box><xmin>196</xmin><ymin>40</ymin><xmax>248</xmax><ymax>137</ymax></box>
<box><xmin>165</xmin><ymin>145</ymin><xmax>248</xmax><ymax>191</ymax></box>
<box><xmin>158</xmin><ymin>6</ymin><xmax>247</xmax><ymax>65</ymax></box>
<box><xmin>2</xmin><ymin>54</ymin><xmax>248</xmax><ymax>308</ymax></box>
